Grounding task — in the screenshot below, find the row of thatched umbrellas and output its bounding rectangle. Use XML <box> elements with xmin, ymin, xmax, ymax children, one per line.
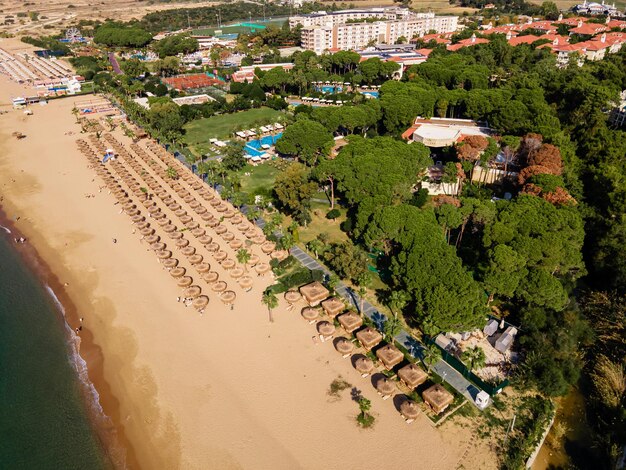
<box><xmin>282</xmin><ymin>282</ymin><xmax>424</xmax><ymax>423</ymax></box>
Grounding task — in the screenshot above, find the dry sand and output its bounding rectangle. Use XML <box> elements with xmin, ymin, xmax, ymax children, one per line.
<box><xmin>0</xmin><ymin>70</ymin><xmax>497</xmax><ymax>469</ymax></box>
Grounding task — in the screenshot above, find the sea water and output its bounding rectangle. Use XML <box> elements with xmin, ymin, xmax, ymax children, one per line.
<box><xmin>0</xmin><ymin>232</ymin><xmax>108</xmax><ymax>469</ymax></box>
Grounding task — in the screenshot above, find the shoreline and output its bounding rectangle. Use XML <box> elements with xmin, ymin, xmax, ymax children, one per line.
<box><xmin>0</xmin><ymin>205</ymin><xmax>135</xmax><ymax>469</ymax></box>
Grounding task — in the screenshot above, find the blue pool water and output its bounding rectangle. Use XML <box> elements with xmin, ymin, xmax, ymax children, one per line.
<box><xmin>361</xmin><ymin>91</ymin><xmax>379</xmax><ymax>99</ymax></box>
<box><xmin>317</xmin><ymin>85</ymin><xmax>343</xmax><ymax>94</ymax></box>
<box><xmin>245</xmin><ymin>132</ymin><xmax>282</xmax><ymax>157</ymax></box>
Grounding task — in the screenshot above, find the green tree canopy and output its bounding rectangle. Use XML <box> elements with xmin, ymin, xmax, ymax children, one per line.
<box><xmin>275</xmin><ymin>119</ymin><xmax>334</xmax><ymax>166</ymax></box>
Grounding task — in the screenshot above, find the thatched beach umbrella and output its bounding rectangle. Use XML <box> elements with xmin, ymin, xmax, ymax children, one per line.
<box><xmin>376</xmin><ymin>377</ymin><xmax>397</xmax><ymax>399</ymax></box>
<box><xmin>196</xmin><ymin>262</ymin><xmax>210</xmax><ymax>273</ymax></box>
<box><xmin>191</xmin><ymin>228</ymin><xmax>205</xmax><ymax>237</ymax></box>
<box><xmin>127</xmin><ymin>208</ymin><xmax>140</xmax><ymax>216</ymax></box>
<box><xmin>231</xmin><ymin>215</ymin><xmax>243</xmax><ymax>224</ymax></box>
<box><xmin>174</xmin><ymin>209</ymin><xmax>187</xmax><ymax>218</ymax></box>
<box><xmin>211</xmin><ymin>281</ymin><xmax>227</xmax><ymax>293</ymax></box>
<box><xmin>223</xmin><ymin>210</ymin><xmax>235</xmax><ymax>218</ymax></box>
<box><xmin>216</xmin><ymin>203</ymin><xmax>228</xmax><ymax>213</ymax></box>
<box><xmin>177</xmin><ymin>276</ymin><xmax>193</xmax><ymax>287</ymax></box>
<box><xmin>180</xmin><ymin>215</ymin><xmax>192</xmax><ymax>225</ymax></box>
<box><xmin>214</xmin><ymin>251</ymin><xmax>227</xmax><ymax>261</ymax></box>
<box><xmin>210</xmin><ymin>199</ymin><xmax>221</xmax><ymax>207</ymax></box>
<box><xmin>151</xmin><ymin>241</ymin><xmax>166</xmax><ymax>251</ymax></box>
<box><xmin>195</xmin><ymin>206</ymin><xmax>207</xmax><ymax>215</ymax></box>
<box><xmin>152</xmin><ymin>212</ymin><xmax>166</xmax><ymax>220</ymax></box>
<box><xmin>185</xmin><ymin>221</ymin><xmax>199</xmax><ymax>230</ymax></box>
<box><xmin>183</xmin><ymin>285</ymin><xmax>202</xmax><ymax>299</ymax></box>
<box><xmin>230</xmin><ymin>267</ymin><xmax>244</xmax><ymax>279</ymax></box>
<box><xmin>220</xmin><ymin>290</ymin><xmax>236</xmax><ymax>305</ymax></box>
<box><xmin>222</xmin><ymin>232</ymin><xmax>234</xmax><ymax>241</ymax></box>
<box><xmin>176</xmin><ymin>238</ymin><xmax>189</xmax><ymax>249</ymax></box>
<box><xmin>215</xmin><ymin>225</ymin><xmax>227</xmax><ymax>235</ymax></box>
<box><xmin>184</xmin><ymin>195</ymin><xmax>195</xmax><ymax>204</ymax></box>
<box><xmin>244</xmin><ymin>228</ymin><xmax>257</xmax><ymax>238</ymax></box>
<box><xmin>123</xmin><ymin>202</ymin><xmax>136</xmax><ymax>211</ymax></box>
<box><xmin>181</xmin><ymin>246</ymin><xmax>196</xmax><ymax>256</ymax></box>
<box><xmin>205</xmin><ymin>242</ymin><xmax>219</xmax><ymax>252</ymax></box>
<box><xmin>189</xmin><ymin>254</ymin><xmax>203</xmax><ymax>265</ymax></box>
<box><xmin>163</xmin><ymin>258</ymin><xmax>179</xmax><ymax>269</ymax></box>
<box><xmin>229</xmin><ymin>239</ymin><xmax>243</xmax><ymax>250</ymax></box>
<box><xmin>238</xmin><ymin>276</ymin><xmax>253</xmax><ymax>291</ymax></box>
<box><xmin>338</xmin><ymin>312</ymin><xmax>363</xmax><ymax>334</ymax></box>
<box><xmin>356</xmin><ymin>327</ymin><xmax>383</xmax><ymax>352</ymax></box>
<box><xmin>252</xmin><ymin>235</ymin><xmax>266</xmax><ymax>245</ymax></box>
<box><xmin>170</xmin><ymin>266</ymin><xmax>186</xmax><ymax>278</ymax></box>
<box><xmin>261</xmin><ymin>241</ymin><xmax>275</xmax><ymax>254</ymax></box>
<box><xmin>131</xmin><ymin>215</ymin><xmax>145</xmax><ymax>224</ymax></box>
<box><xmin>189</xmin><ymin>200</ymin><xmax>200</xmax><ymax>209</ymax></box>
<box><xmin>237</xmin><ymin>222</ymin><xmax>249</xmax><ymax>232</ymax></box>
<box><xmin>247</xmin><ymin>254</ymin><xmax>260</xmax><ymax>267</ymax></box>
<box><xmin>148</xmin><ymin>205</ymin><xmax>161</xmax><ymax>214</ymax></box>
<box><xmin>301</xmin><ymin>307</ymin><xmax>320</xmax><ymax>323</ymax></box>
<box><xmin>202</xmin><ymin>271</ymin><xmax>219</xmax><ymax>284</ymax></box>
<box><xmin>169</xmin><ymin>231</ymin><xmax>183</xmax><ymax>240</ymax></box>
<box><xmin>158</xmin><ymin>218</ymin><xmax>172</xmax><ymax>227</ymax></box>
<box><xmin>198</xmin><ymin>235</ymin><xmax>213</xmax><ymax>245</ymax></box>
<box><xmin>299</xmin><ymin>281</ymin><xmax>329</xmax><ymax>307</ymax></box>
<box><xmin>254</xmin><ymin>262</ymin><xmax>270</xmax><ymax>276</ymax></box>
<box><xmin>376</xmin><ymin>344</ymin><xmax>404</xmax><ymax>370</ymax></box>
<box><xmin>140</xmin><ymin>227</ymin><xmax>154</xmax><ymax>237</ymax></box>
<box><xmin>192</xmin><ymin>182</ymin><xmax>203</xmax><ymax>191</ymax></box>
<box><xmin>400</xmin><ymin>399</ymin><xmax>420</xmax><ymax>423</ymax></box>
<box><xmin>145</xmin><ymin>234</ymin><xmax>160</xmax><ymax>244</ymax></box>
<box><xmin>193</xmin><ymin>295</ymin><xmax>209</xmax><ymax>312</ymax></box>
<box><xmin>398</xmin><ymin>364</ymin><xmax>428</xmax><ymax>389</ymax></box>
<box><xmin>206</xmin><ymin>219</ymin><xmax>219</xmax><ymax>228</ymax></box>
<box><xmin>335</xmin><ymin>337</ymin><xmax>355</xmax><ymax>357</ymax></box>
<box><xmin>221</xmin><ymin>258</ymin><xmax>235</xmax><ymax>270</ymax></box>
<box><xmin>169</xmin><ymin>203</ymin><xmax>181</xmax><ymax>211</ymax></box>
<box><xmin>322</xmin><ymin>297</ymin><xmax>344</xmax><ymax>318</ymax></box>
<box><xmin>162</xmin><ymin>224</ymin><xmax>176</xmax><ymax>233</ymax></box>
<box><xmin>317</xmin><ymin>321</ymin><xmax>336</xmax><ymax>339</ymax></box>
<box><xmin>284</xmin><ymin>290</ymin><xmax>302</xmax><ymax>305</ymax></box>
<box><xmin>354</xmin><ymin>356</ymin><xmax>375</xmax><ymax>377</ymax></box>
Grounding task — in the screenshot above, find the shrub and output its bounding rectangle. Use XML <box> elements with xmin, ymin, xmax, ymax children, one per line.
<box><xmin>326</xmin><ymin>208</ymin><xmax>341</xmax><ymax>220</ymax></box>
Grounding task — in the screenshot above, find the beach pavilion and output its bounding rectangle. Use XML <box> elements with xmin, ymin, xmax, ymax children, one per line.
<box><xmin>321</xmin><ymin>297</ymin><xmax>345</xmax><ymax>318</ymax></box>
<box><xmin>422</xmin><ymin>384</ymin><xmax>454</xmax><ymax>414</ymax></box>
<box><xmin>355</xmin><ymin>327</ymin><xmax>383</xmax><ymax>352</ymax></box>
<box><xmin>337</xmin><ymin>311</ymin><xmax>363</xmax><ymax>334</ymax></box>
<box><xmin>376</xmin><ymin>344</ymin><xmax>404</xmax><ymax>370</ymax></box>
<box><xmin>299</xmin><ymin>281</ymin><xmax>329</xmax><ymax>307</ymax></box>
<box><xmin>398</xmin><ymin>363</ymin><xmax>428</xmax><ymax>390</ymax></box>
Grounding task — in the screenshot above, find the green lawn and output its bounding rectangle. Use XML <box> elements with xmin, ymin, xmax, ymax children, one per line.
<box><xmin>239</xmin><ymin>162</ymin><xmax>282</xmax><ymax>196</ymax></box>
<box><xmin>298</xmin><ymin>200</ymin><xmax>349</xmax><ymax>246</ymax></box>
<box><xmin>183</xmin><ymin>107</ymin><xmax>285</xmax><ymax>157</ymax></box>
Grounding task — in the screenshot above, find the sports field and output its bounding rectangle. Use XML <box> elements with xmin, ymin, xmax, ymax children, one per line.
<box><xmin>182</xmin><ymin>107</ymin><xmax>285</xmax><ymax>156</ymax></box>
<box><xmin>193</xmin><ymin>18</ymin><xmax>288</xmax><ymax>37</ymax></box>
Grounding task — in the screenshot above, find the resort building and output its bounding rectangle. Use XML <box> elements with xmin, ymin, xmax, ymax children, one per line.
<box><xmin>402</xmin><ymin>117</ymin><xmax>491</xmax><ymax>147</ymax></box>
<box><xmin>356</xmin><ymin>44</ymin><xmax>429</xmax><ymax>77</ymax></box>
<box><xmin>571</xmin><ymin>0</ymin><xmax>620</xmax><ymax>16</ymax></box>
<box><xmin>292</xmin><ymin>9</ymin><xmax>458</xmax><ymax>54</ymax></box>
<box><xmin>231</xmin><ymin>63</ymin><xmax>294</xmax><ymax>82</ymax></box>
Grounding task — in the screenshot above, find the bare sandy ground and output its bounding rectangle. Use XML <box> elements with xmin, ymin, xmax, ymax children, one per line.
<box><xmin>0</xmin><ymin>71</ymin><xmax>497</xmax><ymax>469</ymax></box>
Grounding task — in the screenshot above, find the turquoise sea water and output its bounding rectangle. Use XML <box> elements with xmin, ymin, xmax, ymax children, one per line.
<box><xmin>0</xmin><ymin>232</ymin><xmax>107</xmax><ymax>469</ymax></box>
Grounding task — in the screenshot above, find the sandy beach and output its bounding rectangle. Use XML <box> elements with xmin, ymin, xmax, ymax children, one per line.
<box><xmin>0</xmin><ymin>64</ymin><xmax>497</xmax><ymax>469</ymax></box>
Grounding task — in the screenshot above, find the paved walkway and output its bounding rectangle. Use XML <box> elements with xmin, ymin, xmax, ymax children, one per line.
<box><xmin>195</xmin><ymin>166</ymin><xmax>486</xmax><ymax>407</ymax></box>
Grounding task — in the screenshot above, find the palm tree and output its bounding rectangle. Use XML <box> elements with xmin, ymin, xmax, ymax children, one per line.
<box><xmin>166</xmin><ymin>166</ymin><xmax>178</xmax><ymax>180</ymax></box>
<box><xmin>71</xmin><ymin>106</ymin><xmax>80</xmax><ymax>124</ymax></box>
<box><xmin>388</xmin><ymin>290</ymin><xmax>409</xmax><ymax>317</ymax></box>
<box><xmin>462</xmin><ymin>346</ymin><xmax>486</xmax><ymax>372</ymax></box>
<box><xmin>356</xmin><ymin>272</ymin><xmax>372</xmax><ymax>314</ymax></box>
<box><xmin>326</xmin><ymin>273</ymin><xmax>340</xmax><ymax>295</ymax></box>
<box><xmin>262</xmin><ymin>288</ymin><xmax>278</xmax><ymax>323</ymax></box>
<box><xmin>306</xmin><ymin>239</ymin><xmax>324</xmax><ymax>258</ymax></box>
<box><xmin>383</xmin><ymin>314</ymin><xmax>402</xmax><ymax>342</ymax></box>
<box><xmin>236</xmin><ymin>248</ymin><xmax>251</xmax><ymax>272</ymax></box>
<box><xmin>422</xmin><ymin>343</ymin><xmax>441</xmax><ymax>374</ymax></box>
<box><xmin>246</xmin><ymin>207</ymin><xmax>260</xmax><ymax>223</ymax></box>
<box><xmin>357</xmin><ymin>286</ymin><xmax>367</xmax><ymax>315</ymax></box>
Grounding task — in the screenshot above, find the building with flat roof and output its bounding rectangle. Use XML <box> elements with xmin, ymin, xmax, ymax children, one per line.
<box><xmin>402</xmin><ymin>117</ymin><xmax>491</xmax><ymax>147</ymax></box>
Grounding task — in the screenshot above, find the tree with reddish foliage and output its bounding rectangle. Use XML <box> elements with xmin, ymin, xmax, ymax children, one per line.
<box><xmin>528</xmin><ymin>144</ymin><xmax>563</xmax><ymax>175</ymax></box>
<box><xmin>456</xmin><ymin>135</ymin><xmax>488</xmax><ymax>162</ymax></box>
<box><xmin>518</xmin><ymin>165</ymin><xmax>554</xmax><ymax>185</ymax></box>
<box><xmin>432</xmin><ymin>195</ymin><xmax>461</xmax><ymax>207</ymax></box>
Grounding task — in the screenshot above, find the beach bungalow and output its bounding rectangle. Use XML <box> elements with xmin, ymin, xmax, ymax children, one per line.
<box><xmin>299</xmin><ymin>281</ymin><xmax>329</xmax><ymax>306</ymax></box>
<box><xmin>376</xmin><ymin>344</ymin><xmax>404</xmax><ymax>370</ymax></box>
<box><xmin>398</xmin><ymin>363</ymin><xmax>428</xmax><ymax>389</ymax></box>
<box><xmin>422</xmin><ymin>384</ymin><xmax>454</xmax><ymax>414</ymax></box>
<box><xmin>356</xmin><ymin>327</ymin><xmax>383</xmax><ymax>351</ymax></box>
<box><xmin>337</xmin><ymin>311</ymin><xmax>363</xmax><ymax>334</ymax></box>
<box><xmin>321</xmin><ymin>297</ymin><xmax>345</xmax><ymax>318</ymax></box>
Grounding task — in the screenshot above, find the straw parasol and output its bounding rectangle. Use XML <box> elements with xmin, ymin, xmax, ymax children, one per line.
<box><xmin>163</xmin><ymin>258</ymin><xmax>178</xmax><ymax>269</ymax></box>
<box><xmin>211</xmin><ymin>281</ymin><xmax>227</xmax><ymax>293</ymax></box>
<box><xmin>254</xmin><ymin>262</ymin><xmax>271</xmax><ymax>276</ymax></box>
<box><xmin>261</xmin><ymin>241</ymin><xmax>275</xmax><ymax>254</ymax></box>
<box><xmin>400</xmin><ymin>399</ymin><xmax>420</xmax><ymax>423</ymax></box>
<box><xmin>220</xmin><ymin>290</ymin><xmax>236</xmax><ymax>305</ymax></box>
<box><xmin>169</xmin><ymin>203</ymin><xmax>181</xmax><ymax>211</ymax></box>
<box><xmin>152</xmin><ymin>212</ymin><xmax>166</xmax><ymax>220</ymax></box>
<box><xmin>216</xmin><ymin>203</ymin><xmax>228</xmax><ymax>212</ymax></box>
<box><xmin>198</xmin><ymin>235</ymin><xmax>213</xmax><ymax>245</ymax></box>
<box><xmin>214</xmin><ymin>251</ymin><xmax>227</xmax><ymax>261</ymax></box>
<box><xmin>163</xmin><ymin>224</ymin><xmax>176</xmax><ymax>233</ymax></box>
<box><xmin>321</xmin><ymin>297</ymin><xmax>344</xmax><ymax>318</ymax></box>
<box><xmin>238</xmin><ymin>276</ymin><xmax>253</xmax><ymax>291</ymax></box>
<box><xmin>354</xmin><ymin>356</ymin><xmax>375</xmax><ymax>377</ymax></box>
<box><xmin>131</xmin><ymin>215</ymin><xmax>145</xmax><ymax>224</ymax></box>
<box><xmin>127</xmin><ymin>208</ymin><xmax>139</xmax><ymax>216</ymax></box>
<box><xmin>376</xmin><ymin>377</ymin><xmax>397</xmax><ymax>398</ymax></box>
<box><xmin>181</xmin><ymin>246</ymin><xmax>196</xmax><ymax>256</ymax></box>
<box><xmin>237</xmin><ymin>222</ymin><xmax>249</xmax><ymax>232</ymax></box>
<box><xmin>192</xmin><ymin>228</ymin><xmax>205</xmax><ymax>237</ymax></box>
<box><xmin>184</xmin><ymin>195</ymin><xmax>195</xmax><ymax>204</ymax></box>
<box><xmin>195</xmin><ymin>206</ymin><xmax>207</xmax><ymax>215</ymax></box>
<box><xmin>175</xmin><ymin>209</ymin><xmax>187</xmax><ymax>217</ymax></box>
<box><xmin>180</xmin><ymin>215</ymin><xmax>192</xmax><ymax>225</ymax></box>
<box><xmin>231</xmin><ymin>215</ymin><xmax>242</xmax><ymax>224</ymax></box>
<box><xmin>205</xmin><ymin>242</ymin><xmax>219</xmax><ymax>252</ymax></box>
<box><xmin>156</xmin><ymin>250</ymin><xmax>172</xmax><ymax>259</ymax></box>
<box><xmin>215</xmin><ymin>225</ymin><xmax>227</xmax><ymax>235</ymax></box>
<box><xmin>356</xmin><ymin>327</ymin><xmax>383</xmax><ymax>351</ymax></box>
<box><xmin>177</xmin><ymin>276</ymin><xmax>193</xmax><ymax>287</ymax></box>
<box><xmin>338</xmin><ymin>312</ymin><xmax>363</xmax><ymax>334</ymax></box>
<box><xmin>247</xmin><ymin>254</ymin><xmax>260</xmax><ymax>266</ymax></box>
<box><xmin>422</xmin><ymin>384</ymin><xmax>454</xmax><ymax>414</ymax></box>
<box><xmin>202</xmin><ymin>271</ymin><xmax>219</xmax><ymax>284</ymax></box>
<box><xmin>176</xmin><ymin>238</ymin><xmax>190</xmax><ymax>248</ymax></box>
<box><xmin>252</xmin><ymin>235</ymin><xmax>266</xmax><ymax>245</ymax></box>
<box><xmin>158</xmin><ymin>218</ymin><xmax>172</xmax><ymax>227</ymax></box>
<box><xmin>317</xmin><ymin>321</ymin><xmax>335</xmax><ymax>338</ymax></box>
<box><xmin>183</xmin><ymin>285</ymin><xmax>202</xmax><ymax>299</ymax></box>
<box><xmin>201</xmin><ymin>213</ymin><xmax>214</xmax><ymax>222</ymax></box>
<box><xmin>301</xmin><ymin>307</ymin><xmax>320</xmax><ymax>323</ymax></box>
<box><xmin>284</xmin><ymin>290</ymin><xmax>302</xmax><ymax>305</ymax></box>
<box><xmin>186</xmin><ymin>221</ymin><xmax>199</xmax><ymax>230</ymax></box>
<box><xmin>151</xmin><ymin>242</ymin><xmax>166</xmax><ymax>251</ymax></box>
<box><xmin>230</xmin><ymin>267</ymin><xmax>244</xmax><ymax>279</ymax></box>
<box><xmin>210</xmin><ymin>199</ymin><xmax>221</xmax><ymax>207</ymax></box>
<box><xmin>196</xmin><ymin>263</ymin><xmax>210</xmax><ymax>273</ymax></box>
<box><xmin>189</xmin><ymin>200</ymin><xmax>200</xmax><ymax>209</ymax></box>
<box><xmin>140</xmin><ymin>227</ymin><xmax>154</xmax><ymax>237</ymax></box>
<box><xmin>223</xmin><ymin>210</ymin><xmax>235</xmax><ymax>218</ymax></box>
<box><xmin>398</xmin><ymin>364</ymin><xmax>428</xmax><ymax>389</ymax></box>
<box><xmin>169</xmin><ymin>231</ymin><xmax>183</xmax><ymax>240</ymax></box>
<box><xmin>145</xmin><ymin>234</ymin><xmax>160</xmax><ymax>244</ymax></box>
<box><xmin>189</xmin><ymin>254</ymin><xmax>203</xmax><ymax>265</ymax></box>
<box><xmin>244</xmin><ymin>228</ymin><xmax>257</xmax><ymax>238</ymax></box>
<box><xmin>192</xmin><ymin>294</ymin><xmax>209</xmax><ymax>311</ymax></box>
<box><xmin>221</xmin><ymin>259</ymin><xmax>236</xmax><ymax>270</ymax></box>
<box><xmin>206</xmin><ymin>219</ymin><xmax>219</xmax><ymax>228</ymax></box>
<box><xmin>335</xmin><ymin>337</ymin><xmax>355</xmax><ymax>357</ymax></box>
<box><xmin>222</xmin><ymin>232</ymin><xmax>234</xmax><ymax>241</ymax></box>
<box><xmin>170</xmin><ymin>266</ymin><xmax>186</xmax><ymax>278</ymax></box>
<box><xmin>299</xmin><ymin>282</ymin><xmax>329</xmax><ymax>307</ymax></box>
<box><xmin>376</xmin><ymin>344</ymin><xmax>404</xmax><ymax>370</ymax></box>
<box><xmin>229</xmin><ymin>239</ymin><xmax>243</xmax><ymax>250</ymax></box>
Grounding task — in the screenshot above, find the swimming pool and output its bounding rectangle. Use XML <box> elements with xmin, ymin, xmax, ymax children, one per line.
<box><xmin>361</xmin><ymin>91</ymin><xmax>379</xmax><ymax>99</ymax></box>
<box><xmin>245</xmin><ymin>132</ymin><xmax>283</xmax><ymax>157</ymax></box>
<box><xmin>317</xmin><ymin>85</ymin><xmax>343</xmax><ymax>94</ymax></box>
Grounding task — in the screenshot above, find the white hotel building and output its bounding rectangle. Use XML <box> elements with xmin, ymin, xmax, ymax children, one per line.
<box><xmin>290</xmin><ymin>8</ymin><xmax>458</xmax><ymax>54</ymax></box>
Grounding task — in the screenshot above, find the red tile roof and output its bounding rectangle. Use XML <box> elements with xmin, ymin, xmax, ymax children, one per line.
<box><xmin>570</xmin><ymin>23</ymin><xmax>608</xmax><ymax>36</ymax></box>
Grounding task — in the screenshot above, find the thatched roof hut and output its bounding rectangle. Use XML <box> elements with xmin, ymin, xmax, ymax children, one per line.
<box><xmin>301</xmin><ymin>307</ymin><xmax>320</xmax><ymax>323</ymax></box>
<box><xmin>376</xmin><ymin>344</ymin><xmax>404</xmax><ymax>370</ymax></box>
<box><xmin>375</xmin><ymin>377</ymin><xmax>396</xmax><ymax>399</ymax></box>
<box><xmin>284</xmin><ymin>290</ymin><xmax>302</xmax><ymax>304</ymax></box>
<box><xmin>356</xmin><ymin>327</ymin><xmax>383</xmax><ymax>351</ymax></box>
<box><xmin>398</xmin><ymin>364</ymin><xmax>428</xmax><ymax>389</ymax></box>
<box><xmin>400</xmin><ymin>399</ymin><xmax>420</xmax><ymax>423</ymax></box>
<box><xmin>337</xmin><ymin>312</ymin><xmax>363</xmax><ymax>334</ymax></box>
<box><xmin>334</xmin><ymin>337</ymin><xmax>354</xmax><ymax>357</ymax></box>
<box><xmin>317</xmin><ymin>321</ymin><xmax>335</xmax><ymax>338</ymax></box>
<box><xmin>321</xmin><ymin>297</ymin><xmax>344</xmax><ymax>318</ymax></box>
<box><xmin>422</xmin><ymin>384</ymin><xmax>454</xmax><ymax>415</ymax></box>
<box><xmin>299</xmin><ymin>282</ymin><xmax>329</xmax><ymax>307</ymax></box>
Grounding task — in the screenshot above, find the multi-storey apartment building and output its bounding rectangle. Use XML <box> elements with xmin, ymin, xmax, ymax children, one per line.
<box><xmin>292</xmin><ymin>8</ymin><xmax>458</xmax><ymax>53</ymax></box>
